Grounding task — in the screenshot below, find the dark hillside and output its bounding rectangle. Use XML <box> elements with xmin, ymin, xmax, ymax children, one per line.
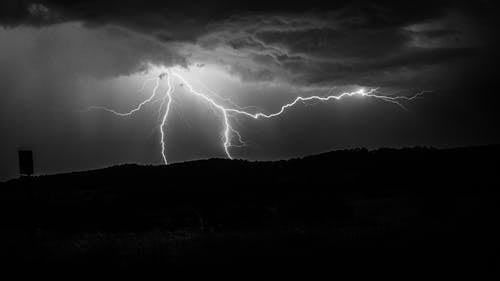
<box><xmin>0</xmin><ymin>145</ymin><xmax>499</xmax><ymax>277</ymax></box>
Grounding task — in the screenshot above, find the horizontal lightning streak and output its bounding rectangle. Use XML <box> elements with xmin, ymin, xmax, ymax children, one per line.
<box><xmin>85</xmin><ymin>68</ymin><xmax>430</xmax><ymax>164</ymax></box>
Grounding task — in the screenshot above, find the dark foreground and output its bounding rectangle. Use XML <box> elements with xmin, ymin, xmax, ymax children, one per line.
<box><xmin>1</xmin><ymin>146</ymin><xmax>499</xmax><ymax>278</ymax></box>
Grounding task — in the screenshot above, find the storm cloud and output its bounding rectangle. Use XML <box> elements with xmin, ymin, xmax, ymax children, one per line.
<box><xmin>0</xmin><ymin>1</ymin><xmax>494</xmax><ymax>86</ymax></box>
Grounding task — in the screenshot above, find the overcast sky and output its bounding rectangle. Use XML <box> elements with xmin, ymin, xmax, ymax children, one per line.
<box><xmin>1</xmin><ymin>0</ymin><xmax>499</xmax><ymax>180</ymax></box>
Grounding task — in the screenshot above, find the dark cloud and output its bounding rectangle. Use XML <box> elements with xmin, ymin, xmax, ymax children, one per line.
<box><xmin>0</xmin><ymin>0</ymin><xmax>496</xmax><ymax>96</ymax></box>
<box><xmin>255</xmin><ymin>27</ymin><xmax>409</xmax><ymax>59</ymax></box>
<box><xmin>1</xmin><ymin>0</ymin><xmax>491</xmax><ymax>90</ymax></box>
<box><xmin>0</xmin><ymin>1</ymin><xmax>492</xmax><ymax>39</ymax></box>
<box><xmin>172</xmin><ymin>2</ymin><xmax>492</xmax><ymax>87</ymax></box>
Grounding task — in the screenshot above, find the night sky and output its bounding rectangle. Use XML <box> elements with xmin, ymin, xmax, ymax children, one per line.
<box><xmin>0</xmin><ymin>0</ymin><xmax>499</xmax><ymax>180</ymax></box>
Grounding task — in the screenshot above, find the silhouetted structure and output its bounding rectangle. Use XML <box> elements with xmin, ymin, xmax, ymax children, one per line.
<box><xmin>18</xmin><ymin>150</ymin><xmax>33</xmax><ymax>176</ymax></box>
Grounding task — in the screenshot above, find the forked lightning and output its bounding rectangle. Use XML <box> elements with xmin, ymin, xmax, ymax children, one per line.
<box><xmin>85</xmin><ymin>69</ymin><xmax>429</xmax><ymax>163</ymax></box>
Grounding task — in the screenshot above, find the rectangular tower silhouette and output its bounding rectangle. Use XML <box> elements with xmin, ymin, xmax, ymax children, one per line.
<box><xmin>18</xmin><ymin>150</ymin><xmax>34</xmax><ymax>176</ymax></box>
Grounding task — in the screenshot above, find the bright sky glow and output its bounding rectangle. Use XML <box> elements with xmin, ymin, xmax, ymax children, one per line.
<box><xmin>84</xmin><ymin>64</ymin><xmax>429</xmax><ymax>163</ymax></box>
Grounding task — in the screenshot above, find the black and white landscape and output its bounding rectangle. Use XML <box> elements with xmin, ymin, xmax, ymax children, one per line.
<box><xmin>0</xmin><ymin>1</ymin><xmax>499</xmax><ymax>277</ymax></box>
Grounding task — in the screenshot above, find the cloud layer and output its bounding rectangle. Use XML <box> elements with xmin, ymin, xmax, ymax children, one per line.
<box><xmin>0</xmin><ymin>1</ymin><xmax>494</xmax><ymax>87</ymax></box>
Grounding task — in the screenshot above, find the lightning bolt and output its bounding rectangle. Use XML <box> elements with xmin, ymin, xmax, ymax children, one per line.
<box><xmin>85</xmin><ymin>77</ymin><xmax>161</xmax><ymax>116</ymax></box>
<box><xmin>84</xmin><ymin>68</ymin><xmax>430</xmax><ymax>164</ymax></box>
<box><xmin>159</xmin><ymin>71</ymin><xmax>173</xmax><ymax>164</ymax></box>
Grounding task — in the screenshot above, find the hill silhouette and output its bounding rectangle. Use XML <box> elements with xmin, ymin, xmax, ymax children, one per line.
<box><xmin>0</xmin><ymin>145</ymin><xmax>499</xmax><ymax>277</ymax></box>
